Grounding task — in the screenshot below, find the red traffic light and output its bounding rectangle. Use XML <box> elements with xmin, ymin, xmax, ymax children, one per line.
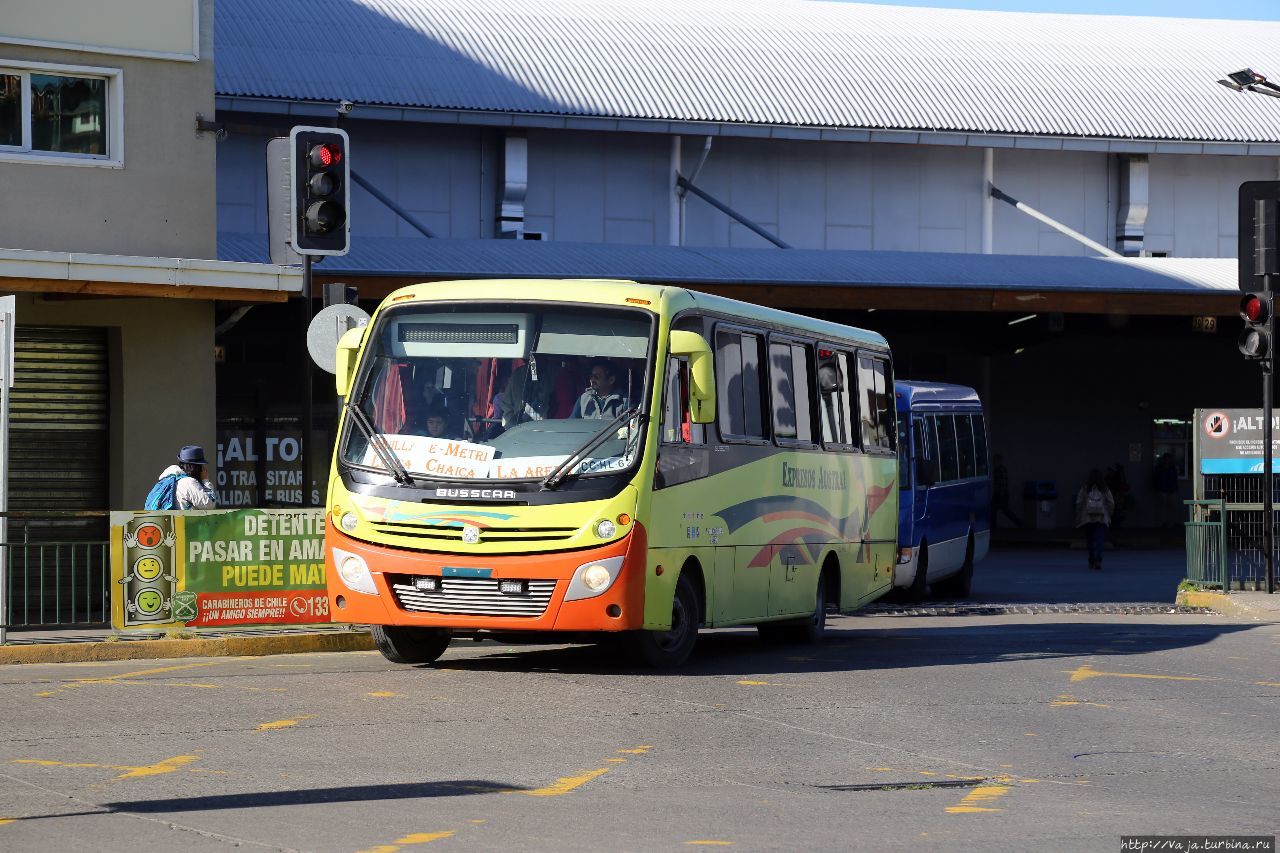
<box><xmin>1241</xmin><ymin>293</ymin><xmax>1269</xmax><ymax>323</ymax></box>
<box><xmin>308</xmin><ymin>143</ymin><xmax>342</xmax><ymax>169</ymax></box>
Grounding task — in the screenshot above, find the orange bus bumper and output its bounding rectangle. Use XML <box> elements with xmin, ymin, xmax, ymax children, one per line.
<box><xmin>326</xmin><ymin>521</ymin><xmax>647</xmax><ymax>632</ymax></box>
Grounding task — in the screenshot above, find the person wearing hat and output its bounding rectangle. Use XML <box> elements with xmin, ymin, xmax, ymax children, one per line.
<box><xmin>153</xmin><ymin>445</ymin><xmax>218</xmax><ymax>509</ymax></box>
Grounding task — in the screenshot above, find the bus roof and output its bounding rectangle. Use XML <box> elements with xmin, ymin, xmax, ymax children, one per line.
<box><xmin>895</xmin><ymin>380</ymin><xmax>982</xmax><ymax>411</ymax></box>
<box><xmin>381</xmin><ymin>278</ymin><xmax>889</xmax><ymax>350</ymax></box>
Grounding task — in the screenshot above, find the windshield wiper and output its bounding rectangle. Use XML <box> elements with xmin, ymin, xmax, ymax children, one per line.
<box><xmin>343</xmin><ymin>401</ymin><xmax>414</xmax><ymax>486</ymax></box>
<box><xmin>541</xmin><ymin>407</ymin><xmax>644</xmax><ymax>491</ymax></box>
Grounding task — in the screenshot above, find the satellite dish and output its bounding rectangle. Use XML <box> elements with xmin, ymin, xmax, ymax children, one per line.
<box><xmin>307</xmin><ymin>303</ymin><xmax>370</xmax><ymax>373</ymax></box>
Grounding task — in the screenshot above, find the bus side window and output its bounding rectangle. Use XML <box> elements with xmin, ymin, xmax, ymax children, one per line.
<box><xmin>769</xmin><ymin>341</ymin><xmax>814</xmax><ymax>444</ymax></box>
<box><xmin>716</xmin><ymin>329</ymin><xmax>767</xmax><ymax>440</ymax></box>
<box><xmin>956</xmin><ymin>413</ymin><xmax>976</xmax><ymax>479</ymax></box>
<box><xmin>921</xmin><ymin>415</ymin><xmax>941</xmax><ymax>485</ymax></box>
<box><xmin>817</xmin><ymin>349</ymin><xmax>854</xmax><ymax>448</ymax></box>
<box><xmin>662</xmin><ymin>356</ymin><xmax>704</xmax><ymax>446</ymax></box>
<box><xmin>973</xmin><ymin>413</ymin><xmax>989</xmax><ymax>476</ymax></box>
<box><xmin>936</xmin><ymin>414</ymin><xmax>959</xmax><ymax>482</ymax></box>
<box><xmin>856</xmin><ymin>354</ymin><xmax>895</xmax><ymax>451</ymax></box>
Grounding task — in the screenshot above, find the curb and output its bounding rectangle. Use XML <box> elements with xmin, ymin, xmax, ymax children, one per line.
<box><xmin>0</xmin><ymin>631</ymin><xmax>375</xmax><ymax>666</ymax></box>
<box><xmin>1177</xmin><ymin>590</ymin><xmax>1279</xmax><ymax>622</ymax></box>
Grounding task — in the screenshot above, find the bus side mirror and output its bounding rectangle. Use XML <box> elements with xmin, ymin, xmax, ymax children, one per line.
<box><xmin>668</xmin><ymin>331</ymin><xmax>716</xmax><ymax>424</ymax></box>
<box><xmin>335</xmin><ymin>327</ymin><xmax>365</xmax><ymax>398</ymax></box>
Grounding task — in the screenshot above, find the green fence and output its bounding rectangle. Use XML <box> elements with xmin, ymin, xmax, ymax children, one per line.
<box><xmin>1184</xmin><ymin>499</ymin><xmax>1227</xmax><ymax>590</ymax></box>
<box><xmin>2</xmin><ymin>512</ymin><xmax>110</xmax><ymax>629</ymax></box>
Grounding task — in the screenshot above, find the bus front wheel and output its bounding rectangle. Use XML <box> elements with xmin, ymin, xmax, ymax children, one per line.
<box><xmin>624</xmin><ymin>573</ymin><xmax>699</xmax><ymax>668</ymax></box>
<box><xmin>372</xmin><ymin>625</ymin><xmax>452</xmax><ymax>665</ymax></box>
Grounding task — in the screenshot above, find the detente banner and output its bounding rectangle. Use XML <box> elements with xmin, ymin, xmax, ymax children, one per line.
<box><xmin>110</xmin><ymin>508</ymin><xmax>329</xmax><ymax>631</ymax></box>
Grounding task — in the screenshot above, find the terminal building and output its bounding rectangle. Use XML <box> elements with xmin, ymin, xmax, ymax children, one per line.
<box><xmin>211</xmin><ymin>0</ymin><xmax>1280</xmax><ymax>531</ymax></box>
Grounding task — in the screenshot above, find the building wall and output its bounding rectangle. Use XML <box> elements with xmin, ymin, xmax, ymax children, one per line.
<box><xmin>0</xmin><ymin>0</ymin><xmax>216</xmax><ymax>258</ymax></box>
<box><xmin>11</xmin><ymin>293</ymin><xmax>216</xmax><ymax>510</ymax></box>
<box><xmin>218</xmin><ymin>121</ymin><xmax>1279</xmax><ymax>260</ymax></box>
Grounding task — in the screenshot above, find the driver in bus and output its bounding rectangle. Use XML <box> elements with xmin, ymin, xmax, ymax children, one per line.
<box><xmin>572</xmin><ymin>358</ymin><xmax>629</xmax><ymax>419</ymax></box>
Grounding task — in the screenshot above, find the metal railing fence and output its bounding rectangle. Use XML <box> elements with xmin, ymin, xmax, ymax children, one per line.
<box><xmin>1184</xmin><ymin>500</ymin><xmax>1227</xmax><ymax>589</ymax></box>
<box><xmin>2</xmin><ymin>511</ymin><xmax>110</xmax><ymax>629</ymax></box>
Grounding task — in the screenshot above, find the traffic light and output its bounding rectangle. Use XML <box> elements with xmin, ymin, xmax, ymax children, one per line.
<box><xmin>1238</xmin><ymin>291</ymin><xmax>1273</xmax><ymax>359</ymax></box>
<box><xmin>290</xmin><ymin>126</ymin><xmax>350</xmax><ymax>256</ymax></box>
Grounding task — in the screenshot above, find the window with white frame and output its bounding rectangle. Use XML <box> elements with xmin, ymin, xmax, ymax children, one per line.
<box><xmin>0</xmin><ymin>61</ymin><xmax>120</xmax><ymax>163</ymax></box>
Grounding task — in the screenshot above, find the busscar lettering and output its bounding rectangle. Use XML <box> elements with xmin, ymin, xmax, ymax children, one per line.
<box><xmin>436</xmin><ymin>488</ymin><xmax>516</xmax><ymax>500</ymax></box>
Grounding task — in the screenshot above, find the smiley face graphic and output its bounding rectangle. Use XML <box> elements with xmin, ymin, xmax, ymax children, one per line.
<box><xmin>135</xmin><ymin>589</ymin><xmax>165</xmax><ymax>616</ymax></box>
<box><xmin>135</xmin><ymin>523</ymin><xmax>163</xmax><ymax>549</ymax></box>
<box><xmin>134</xmin><ymin>555</ymin><xmax>164</xmax><ymax>581</ymax></box>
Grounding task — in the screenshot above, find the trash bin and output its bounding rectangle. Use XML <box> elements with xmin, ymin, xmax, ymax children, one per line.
<box><xmin>1022</xmin><ymin>480</ymin><xmax>1058</xmax><ymax>530</ymax></box>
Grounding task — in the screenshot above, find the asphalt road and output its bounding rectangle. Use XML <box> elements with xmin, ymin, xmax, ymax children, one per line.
<box><xmin>2</xmin><ymin>550</ymin><xmax>1277</xmax><ymax>852</ymax></box>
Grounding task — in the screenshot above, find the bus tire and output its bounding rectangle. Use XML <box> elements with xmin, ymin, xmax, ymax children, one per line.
<box><xmin>905</xmin><ymin>542</ymin><xmax>929</xmax><ymax>602</ymax></box>
<box><xmin>793</xmin><ymin>568</ymin><xmax>830</xmax><ymax>644</ymax></box>
<box><xmin>934</xmin><ymin>534</ymin><xmax>974</xmax><ymax>600</ymax></box>
<box><xmin>371</xmin><ymin>625</ymin><xmax>452</xmax><ymax>665</ymax></box>
<box><xmin>624</xmin><ymin>572</ymin><xmax>699</xmax><ymax>668</ymax></box>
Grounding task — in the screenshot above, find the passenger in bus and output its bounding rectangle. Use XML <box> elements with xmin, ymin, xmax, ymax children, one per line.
<box><xmin>405</xmin><ymin>405</ymin><xmax>453</xmax><ymax>440</ymax></box>
<box><xmin>572</xmin><ymin>358</ymin><xmax>628</xmax><ymax>419</ymax></box>
<box><xmin>1074</xmin><ymin>468</ymin><xmax>1116</xmax><ymax>571</ymax></box>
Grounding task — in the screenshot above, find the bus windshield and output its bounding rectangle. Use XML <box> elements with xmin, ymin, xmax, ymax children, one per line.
<box><xmin>339</xmin><ymin>303</ymin><xmax>653</xmax><ymax>484</ymax></box>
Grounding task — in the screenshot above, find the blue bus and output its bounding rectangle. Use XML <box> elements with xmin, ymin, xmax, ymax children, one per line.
<box><xmin>894</xmin><ymin>381</ymin><xmax>991</xmax><ymax>600</ymax></box>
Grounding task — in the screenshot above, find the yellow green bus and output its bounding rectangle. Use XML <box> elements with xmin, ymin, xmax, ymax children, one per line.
<box><xmin>325</xmin><ymin>279</ymin><xmax>898</xmax><ymax>667</ymax></box>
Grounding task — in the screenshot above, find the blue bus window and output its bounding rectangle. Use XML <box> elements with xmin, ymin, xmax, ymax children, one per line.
<box><xmin>973</xmin><ymin>414</ymin><xmax>989</xmax><ymax>476</ymax></box>
<box><xmin>936</xmin><ymin>414</ymin><xmax>959</xmax><ymax>481</ymax></box>
<box><xmin>818</xmin><ymin>350</ymin><xmax>854</xmax><ymax>447</ymax></box>
<box><xmin>716</xmin><ymin>330</ymin><xmax>766</xmax><ymax>440</ymax></box>
<box><xmin>920</xmin><ymin>415</ymin><xmax>939</xmax><ymax>485</ymax></box>
<box><xmin>956</xmin><ymin>414</ymin><xmax>976</xmax><ymax>479</ymax></box>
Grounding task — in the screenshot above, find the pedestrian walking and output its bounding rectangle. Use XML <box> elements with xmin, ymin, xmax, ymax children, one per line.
<box><xmin>1074</xmin><ymin>468</ymin><xmax>1115</xmax><ymax>571</ymax></box>
<box><xmin>990</xmin><ymin>453</ymin><xmax>1022</xmax><ymax>528</ymax></box>
<box><xmin>145</xmin><ymin>445</ymin><xmax>217</xmax><ymax>510</ymax></box>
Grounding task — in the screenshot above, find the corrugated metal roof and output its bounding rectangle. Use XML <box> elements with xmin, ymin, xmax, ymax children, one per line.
<box><xmin>215</xmin><ymin>0</ymin><xmax>1280</xmax><ymax>143</ymax></box>
<box><xmin>217</xmin><ymin>233</ymin><xmax>1236</xmax><ymax>293</ymax></box>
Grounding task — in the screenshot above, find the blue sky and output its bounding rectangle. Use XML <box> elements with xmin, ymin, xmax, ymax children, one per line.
<box><xmin>839</xmin><ymin>1</ymin><xmax>1280</xmax><ymax>20</ymax></box>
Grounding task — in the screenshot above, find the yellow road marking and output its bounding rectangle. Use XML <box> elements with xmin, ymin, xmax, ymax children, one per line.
<box><xmin>946</xmin><ymin>783</ymin><xmax>1012</xmax><ymax>814</ymax></box>
<box><xmin>15</xmin><ymin>755</ymin><xmax>199</xmax><ymax>780</ymax></box>
<box><xmin>256</xmin><ymin>714</ymin><xmax>316</xmax><ymax>731</ymax></box>
<box><xmin>522</xmin><ymin>768</ymin><xmax>610</xmax><ymax>797</ymax></box>
<box><xmin>361</xmin><ymin>831</ymin><xmax>455</xmax><ymax>851</ymax></box>
<box><xmin>605</xmin><ymin>758</ymin><xmax>627</xmax><ymax>763</ymax></box>
<box><xmin>1050</xmin><ymin>694</ymin><xmax>1111</xmax><ymax>709</ymax></box>
<box><xmin>37</xmin><ymin>661</ymin><xmax>228</xmax><ymax>697</ymax></box>
<box><xmin>736</xmin><ymin>680</ymin><xmax>769</xmax><ymax>686</ymax></box>
<box><xmin>1024</xmin><ymin>733</ymin><xmax>1038</xmax><ymax>737</ymax></box>
<box><xmin>1068</xmin><ymin>664</ymin><xmax>1203</xmax><ymax>683</ymax></box>
<box><xmin>617</xmin><ymin>746</ymin><xmax>653</xmax><ymax>755</ymax></box>
<box><xmin>0</xmin><ymin>817</ymin><xmax>14</xmax><ymax>825</ymax></box>
<box><xmin>1257</xmin><ymin>681</ymin><xmax>1280</xmax><ymax>687</ymax></box>
<box><xmin>686</xmin><ymin>842</ymin><xmax>734</xmax><ymax>846</ymax></box>
<box><xmin>368</xmin><ymin>691</ymin><xmax>398</xmax><ymax>697</ymax></box>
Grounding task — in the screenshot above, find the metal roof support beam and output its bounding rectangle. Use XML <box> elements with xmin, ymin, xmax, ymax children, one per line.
<box><xmin>675</xmin><ymin>136</ymin><xmax>712</xmax><ymax>246</ymax></box>
<box><xmin>676</xmin><ymin>174</ymin><xmax>791</xmax><ymax>249</ymax></box>
<box><xmin>989</xmin><ymin>184</ymin><xmax>1120</xmax><ymax>258</ymax></box>
<box><xmin>982</xmin><ymin>148</ymin><xmax>994</xmax><ymax>254</ymax></box>
<box><xmin>350</xmin><ymin>170</ymin><xmax>438</xmax><ymax>239</ymax></box>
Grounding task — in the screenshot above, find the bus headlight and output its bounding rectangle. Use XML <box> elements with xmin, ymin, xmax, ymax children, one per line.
<box><xmin>565</xmin><ymin>556</ymin><xmax>624</xmax><ymax>602</ymax></box>
<box><xmin>594</xmin><ymin>519</ymin><xmax>616</xmax><ymax>539</ymax></box>
<box><xmin>333</xmin><ymin>547</ymin><xmax>377</xmax><ymax>595</ymax></box>
<box><xmin>340</xmin><ymin>512</ymin><xmax>359</xmax><ymax>533</ymax></box>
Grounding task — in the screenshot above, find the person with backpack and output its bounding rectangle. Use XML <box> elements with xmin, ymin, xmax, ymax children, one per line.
<box><xmin>1074</xmin><ymin>468</ymin><xmax>1115</xmax><ymax>571</ymax></box>
<box><xmin>145</xmin><ymin>445</ymin><xmax>217</xmax><ymax>510</ymax></box>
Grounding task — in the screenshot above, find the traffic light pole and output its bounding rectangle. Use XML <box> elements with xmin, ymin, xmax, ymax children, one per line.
<box><xmin>302</xmin><ymin>255</ymin><xmax>314</xmax><ymax>509</ymax></box>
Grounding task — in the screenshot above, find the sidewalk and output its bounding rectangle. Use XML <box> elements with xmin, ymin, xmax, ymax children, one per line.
<box><xmin>1178</xmin><ymin>589</ymin><xmax>1280</xmax><ymax>623</ymax></box>
<box><xmin>0</xmin><ymin>624</ymin><xmax>374</xmax><ymax>665</ymax></box>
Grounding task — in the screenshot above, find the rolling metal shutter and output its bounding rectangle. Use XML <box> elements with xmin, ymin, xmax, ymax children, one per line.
<box><xmin>9</xmin><ymin>326</ymin><xmax>109</xmax><ymax>521</ymax></box>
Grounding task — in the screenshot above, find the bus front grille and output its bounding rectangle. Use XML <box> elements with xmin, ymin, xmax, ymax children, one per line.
<box><xmin>372</xmin><ymin>522</ymin><xmax>577</xmax><ymax>543</ymax></box>
<box><xmin>388</xmin><ymin>576</ymin><xmax>557</xmax><ymax>617</ymax></box>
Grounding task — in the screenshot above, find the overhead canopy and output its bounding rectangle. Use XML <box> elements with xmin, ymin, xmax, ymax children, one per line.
<box><xmin>218</xmin><ymin>233</ymin><xmax>1239</xmax><ymax>314</ymax></box>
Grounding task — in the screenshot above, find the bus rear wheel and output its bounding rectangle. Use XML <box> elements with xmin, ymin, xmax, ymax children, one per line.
<box><xmin>371</xmin><ymin>625</ymin><xmax>452</xmax><ymax>665</ymax></box>
<box><xmin>624</xmin><ymin>572</ymin><xmax>699</xmax><ymax>668</ymax></box>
